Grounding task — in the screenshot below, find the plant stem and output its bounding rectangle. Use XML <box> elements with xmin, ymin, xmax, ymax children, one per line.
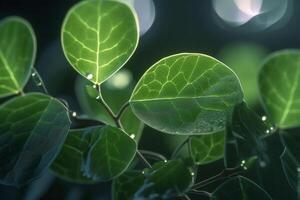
<box><xmin>31</xmin><ymin>68</ymin><xmax>49</xmax><ymax>95</ymax></box>
<box><xmin>192</xmin><ymin>166</ymin><xmax>243</xmax><ymax>190</ymax></box>
<box><xmin>116</xmin><ymin>102</ymin><xmax>129</xmax><ymax>120</ymax></box>
<box><xmin>171</xmin><ymin>137</ymin><xmax>190</xmax><ymax>159</ymax></box>
<box><xmin>140</xmin><ymin>150</ymin><xmax>167</xmax><ymax>162</ymax></box>
<box><xmin>189</xmin><ymin>189</ymin><xmax>212</xmax><ymax>197</ymax></box>
<box><xmin>95</xmin><ymin>85</ymin><xmax>152</xmax><ymax>168</ymax></box>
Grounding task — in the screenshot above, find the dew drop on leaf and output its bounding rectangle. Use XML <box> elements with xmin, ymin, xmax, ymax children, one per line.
<box><xmin>86</xmin><ymin>73</ymin><xmax>93</xmax><ymax>80</ymax></box>
<box><xmin>130</xmin><ymin>134</ymin><xmax>135</xmax><ymax>139</ymax></box>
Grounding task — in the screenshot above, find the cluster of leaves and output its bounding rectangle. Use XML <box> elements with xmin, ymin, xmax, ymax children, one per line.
<box><xmin>0</xmin><ymin>0</ymin><xmax>300</xmax><ymax>199</ymax></box>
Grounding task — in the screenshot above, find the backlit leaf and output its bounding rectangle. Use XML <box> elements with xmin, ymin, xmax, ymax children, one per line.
<box><xmin>190</xmin><ymin>130</ymin><xmax>225</xmax><ymax>165</ymax></box>
<box><xmin>258</xmin><ymin>50</ymin><xmax>300</xmax><ymax>129</ymax></box>
<box><xmin>62</xmin><ymin>0</ymin><xmax>139</xmax><ymax>84</ymax></box>
<box><xmin>0</xmin><ymin>17</ymin><xmax>36</xmax><ymax>97</ymax></box>
<box><xmin>130</xmin><ymin>53</ymin><xmax>243</xmax><ymax>135</ymax></box>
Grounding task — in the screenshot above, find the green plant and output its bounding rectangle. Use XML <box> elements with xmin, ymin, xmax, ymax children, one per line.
<box><xmin>0</xmin><ymin>0</ymin><xmax>300</xmax><ymax>199</ymax></box>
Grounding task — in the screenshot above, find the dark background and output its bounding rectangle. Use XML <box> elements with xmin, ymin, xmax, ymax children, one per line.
<box><xmin>0</xmin><ymin>0</ymin><xmax>299</xmax><ymax>199</ymax></box>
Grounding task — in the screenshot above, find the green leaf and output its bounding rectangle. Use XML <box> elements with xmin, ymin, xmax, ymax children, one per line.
<box><xmin>130</xmin><ymin>53</ymin><xmax>244</xmax><ymax>135</ymax></box>
<box><xmin>51</xmin><ymin>125</ymin><xmax>137</xmax><ymax>183</ymax></box>
<box><xmin>280</xmin><ymin>130</ymin><xmax>300</xmax><ymax>192</ymax></box>
<box><xmin>112</xmin><ymin>160</ymin><xmax>194</xmax><ymax>200</ymax></box>
<box><xmin>62</xmin><ymin>0</ymin><xmax>139</xmax><ymax>84</ymax></box>
<box><xmin>225</xmin><ymin>102</ymin><xmax>271</xmax><ymax>169</ymax></box>
<box><xmin>0</xmin><ymin>17</ymin><xmax>36</xmax><ymax>97</ymax></box>
<box><xmin>258</xmin><ymin>50</ymin><xmax>300</xmax><ymax>129</ymax></box>
<box><xmin>211</xmin><ymin>176</ymin><xmax>272</xmax><ymax>200</ymax></box>
<box><xmin>190</xmin><ymin>130</ymin><xmax>225</xmax><ymax>165</ymax></box>
<box><xmin>75</xmin><ymin>70</ymin><xmax>144</xmax><ymax>141</ymax></box>
<box><xmin>112</xmin><ymin>171</ymin><xmax>144</xmax><ymax>200</ymax></box>
<box><xmin>0</xmin><ymin>93</ymin><xmax>70</xmax><ymax>187</ymax></box>
<box><xmin>136</xmin><ymin>160</ymin><xmax>193</xmax><ymax>199</ymax></box>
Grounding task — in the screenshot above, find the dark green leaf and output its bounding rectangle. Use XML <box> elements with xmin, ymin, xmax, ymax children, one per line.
<box><xmin>0</xmin><ymin>93</ymin><xmax>70</xmax><ymax>186</ymax></box>
<box><xmin>280</xmin><ymin>130</ymin><xmax>300</xmax><ymax>193</ymax></box>
<box><xmin>0</xmin><ymin>17</ymin><xmax>36</xmax><ymax>97</ymax></box>
<box><xmin>258</xmin><ymin>50</ymin><xmax>300</xmax><ymax>129</ymax></box>
<box><xmin>113</xmin><ymin>160</ymin><xmax>193</xmax><ymax>200</ymax></box>
<box><xmin>130</xmin><ymin>53</ymin><xmax>243</xmax><ymax>135</ymax></box>
<box><xmin>225</xmin><ymin>102</ymin><xmax>272</xmax><ymax>169</ymax></box>
<box><xmin>51</xmin><ymin>125</ymin><xmax>137</xmax><ymax>183</ymax></box>
<box><xmin>62</xmin><ymin>0</ymin><xmax>139</xmax><ymax>84</ymax></box>
<box><xmin>190</xmin><ymin>130</ymin><xmax>225</xmax><ymax>165</ymax></box>
<box><xmin>112</xmin><ymin>171</ymin><xmax>144</xmax><ymax>200</ymax></box>
<box><xmin>211</xmin><ymin>176</ymin><xmax>272</xmax><ymax>200</ymax></box>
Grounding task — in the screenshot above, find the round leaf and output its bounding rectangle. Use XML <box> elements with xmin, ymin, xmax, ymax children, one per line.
<box><xmin>259</xmin><ymin>50</ymin><xmax>300</xmax><ymax>129</ymax></box>
<box><xmin>62</xmin><ymin>0</ymin><xmax>139</xmax><ymax>84</ymax></box>
<box><xmin>212</xmin><ymin>176</ymin><xmax>272</xmax><ymax>200</ymax></box>
<box><xmin>130</xmin><ymin>53</ymin><xmax>243</xmax><ymax>135</ymax></box>
<box><xmin>0</xmin><ymin>17</ymin><xmax>36</xmax><ymax>97</ymax></box>
<box><xmin>0</xmin><ymin>93</ymin><xmax>70</xmax><ymax>187</ymax></box>
<box><xmin>190</xmin><ymin>130</ymin><xmax>225</xmax><ymax>165</ymax></box>
<box><xmin>113</xmin><ymin>160</ymin><xmax>194</xmax><ymax>200</ymax></box>
<box><xmin>51</xmin><ymin>125</ymin><xmax>137</xmax><ymax>183</ymax></box>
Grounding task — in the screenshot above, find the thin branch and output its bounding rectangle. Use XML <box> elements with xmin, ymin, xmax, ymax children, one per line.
<box><xmin>140</xmin><ymin>150</ymin><xmax>167</xmax><ymax>162</ymax></box>
<box><xmin>31</xmin><ymin>68</ymin><xmax>49</xmax><ymax>95</ymax></box>
<box><xmin>189</xmin><ymin>189</ymin><xmax>212</xmax><ymax>197</ymax></box>
<box><xmin>192</xmin><ymin>166</ymin><xmax>243</xmax><ymax>190</ymax></box>
<box><xmin>116</xmin><ymin>102</ymin><xmax>130</xmax><ymax>120</ymax></box>
<box><xmin>137</xmin><ymin>150</ymin><xmax>152</xmax><ymax>168</ymax></box>
<box><xmin>94</xmin><ymin>85</ymin><xmax>152</xmax><ymax>168</ymax></box>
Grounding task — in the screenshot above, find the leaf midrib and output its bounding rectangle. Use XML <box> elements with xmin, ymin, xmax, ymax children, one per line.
<box><xmin>279</xmin><ymin>68</ymin><xmax>300</xmax><ymax>126</ymax></box>
<box><xmin>0</xmin><ymin>50</ymin><xmax>20</xmax><ymax>92</ymax></box>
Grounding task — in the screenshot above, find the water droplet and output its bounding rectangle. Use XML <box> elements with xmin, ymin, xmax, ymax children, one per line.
<box><xmin>266</xmin><ymin>130</ymin><xmax>270</xmax><ymax>134</ymax></box>
<box><xmin>93</xmin><ymin>84</ymin><xmax>97</xmax><ymax>89</ymax></box>
<box><xmin>243</xmin><ymin>166</ymin><xmax>248</xmax><ymax>170</ymax></box>
<box><xmin>130</xmin><ymin>134</ymin><xmax>135</xmax><ymax>139</ymax></box>
<box><xmin>142</xmin><ymin>171</ymin><xmax>145</xmax><ymax>174</ymax></box>
<box><xmin>164</xmin><ymin>160</ymin><xmax>167</xmax><ymax>163</ymax></box>
<box><xmin>297</xmin><ymin>167</ymin><xmax>300</xmax><ymax>173</ymax></box>
<box><xmin>270</xmin><ymin>127</ymin><xmax>274</xmax><ymax>131</ymax></box>
<box><xmin>72</xmin><ymin>112</ymin><xmax>77</xmax><ymax>117</ymax></box>
<box><xmin>96</xmin><ymin>95</ymin><xmax>101</xmax><ymax>100</ymax></box>
<box><xmin>37</xmin><ymin>82</ymin><xmax>42</xmax><ymax>86</ymax></box>
<box><xmin>241</xmin><ymin>160</ymin><xmax>246</xmax><ymax>164</ymax></box>
<box><xmin>262</xmin><ymin>116</ymin><xmax>267</xmax><ymax>121</ymax></box>
<box><xmin>191</xmin><ymin>172</ymin><xmax>195</xmax><ymax>176</ymax></box>
<box><xmin>86</xmin><ymin>73</ymin><xmax>93</xmax><ymax>80</ymax></box>
<box><xmin>31</xmin><ymin>72</ymin><xmax>36</xmax><ymax>77</ymax></box>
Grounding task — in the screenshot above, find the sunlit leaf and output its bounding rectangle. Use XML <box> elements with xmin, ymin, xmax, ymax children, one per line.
<box><xmin>51</xmin><ymin>125</ymin><xmax>137</xmax><ymax>183</ymax></box>
<box><xmin>211</xmin><ymin>176</ymin><xmax>272</xmax><ymax>200</ymax></box>
<box><xmin>0</xmin><ymin>17</ymin><xmax>36</xmax><ymax>97</ymax></box>
<box><xmin>130</xmin><ymin>53</ymin><xmax>243</xmax><ymax>135</ymax></box>
<box><xmin>62</xmin><ymin>0</ymin><xmax>139</xmax><ymax>84</ymax></box>
<box><xmin>0</xmin><ymin>93</ymin><xmax>70</xmax><ymax>187</ymax></box>
<box><xmin>258</xmin><ymin>50</ymin><xmax>300</xmax><ymax>129</ymax></box>
<box><xmin>190</xmin><ymin>130</ymin><xmax>225</xmax><ymax>165</ymax></box>
<box><xmin>113</xmin><ymin>160</ymin><xmax>193</xmax><ymax>200</ymax></box>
